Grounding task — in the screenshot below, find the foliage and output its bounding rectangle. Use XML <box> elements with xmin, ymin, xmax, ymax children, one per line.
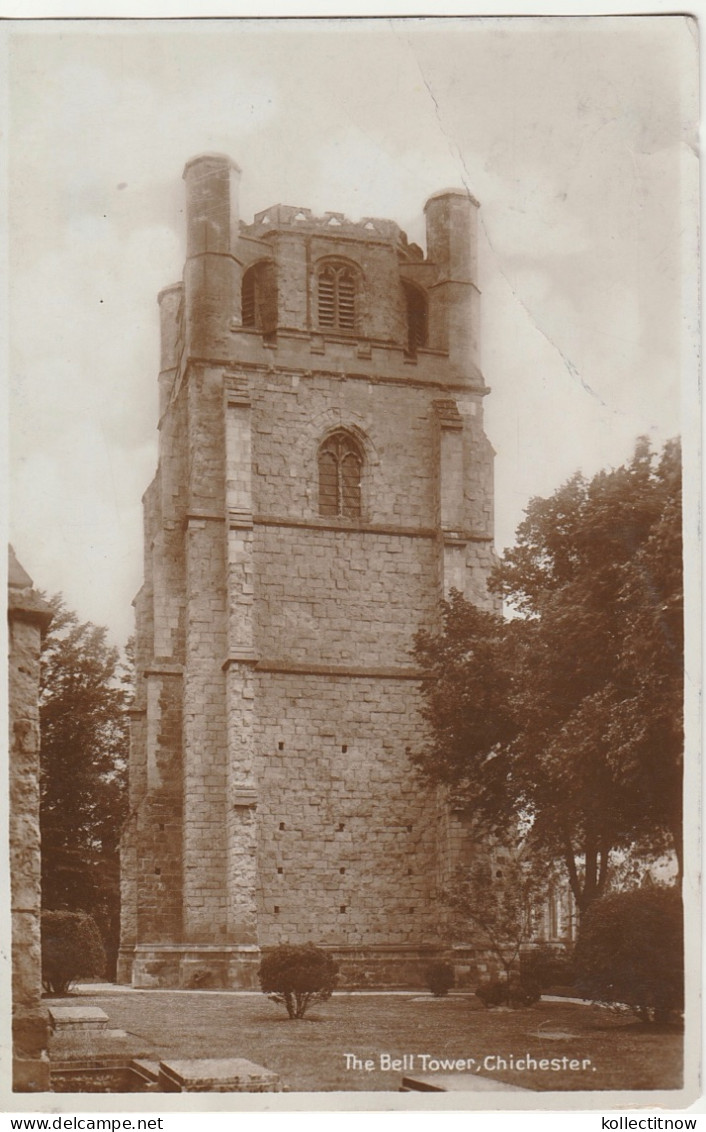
<box><xmin>521</xmin><ymin>945</ymin><xmax>575</xmax><ymax>991</ymax></box>
<box><xmin>258</xmin><ymin>944</ymin><xmax>339</xmax><ymax>1019</ymax></box>
<box><xmin>413</xmin><ymin>440</ymin><xmax>683</xmax><ymax>910</ymax></box>
<box><xmin>602</xmin><ymin>843</ymin><xmax>679</xmax><ymax>895</ymax></box>
<box><xmin>476</xmin><ymin>975</ymin><xmax>541</xmax><ymax>1009</ymax></box>
<box><xmin>573</xmin><ymin>886</ymin><xmax>683</xmax><ymax>1024</ymax></box>
<box><xmin>425</xmin><ymin>961</ymin><xmax>455</xmax><ymax>997</ymax></box>
<box><xmin>41</xmin><ymin>910</ymin><xmax>106</xmax><ymax>995</ymax></box>
<box><xmin>39</xmin><ymin>597</ymin><xmax>131</xmax><ymax>976</ymax></box>
<box><xmin>446</xmin><ymin>844</ymin><xmax>552</xmax><ymax>980</ymax></box>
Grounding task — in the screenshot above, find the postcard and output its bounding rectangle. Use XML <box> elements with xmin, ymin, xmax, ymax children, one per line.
<box><xmin>3</xmin><ymin>12</ymin><xmax>700</xmax><ymax>1118</ymax></box>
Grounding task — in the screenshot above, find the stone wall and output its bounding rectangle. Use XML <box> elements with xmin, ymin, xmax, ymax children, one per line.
<box><xmin>250</xmin><ymin>373</ymin><xmax>438</xmax><ymax>525</ymax></box>
<box><xmin>254</xmin><ymin>526</ymin><xmax>438</xmax><ymax>666</ymax></box>
<box><xmin>8</xmin><ymin>547</ymin><xmax>52</xmax><ymax>1091</ymax></box>
<box><xmin>254</xmin><ymin>671</ymin><xmax>439</xmax><ymax>947</ymax></box>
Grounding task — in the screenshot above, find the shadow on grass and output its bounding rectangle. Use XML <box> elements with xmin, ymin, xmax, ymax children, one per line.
<box><xmin>590</xmin><ymin>1020</ymin><xmax>684</xmax><ymax>1035</ymax></box>
<box><xmin>256</xmin><ymin>1012</ymin><xmax>336</xmax><ymax>1024</ymax></box>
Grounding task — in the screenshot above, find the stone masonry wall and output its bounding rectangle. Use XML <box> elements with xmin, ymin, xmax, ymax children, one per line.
<box><xmin>183</xmin><ymin>365</ymin><xmax>229</xmax><ymax>943</ymax></box>
<box><xmin>244</xmin><ymin>361</ymin><xmax>487</xmax><ymax>950</ymax></box>
<box><xmin>255</xmin><ymin>526</ymin><xmax>438</xmax><ymax>667</ymax></box>
<box><xmin>251</xmin><ymin>372</ymin><xmax>443</xmax><ymax>526</ymax></box>
<box><xmin>9</xmin><ymin>551</ymin><xmax>52</xmax><ymax>1090</ymax></box>
<box><xmin>255</xmin><ymin>672</ymin><xmax>440</xmax><ymax>947</ymax></box>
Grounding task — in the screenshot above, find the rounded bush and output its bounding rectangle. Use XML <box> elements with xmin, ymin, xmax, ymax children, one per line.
<box><xmin>41</xmin><ymin>910</ymin><xmax>106</xmax><ymax>995</ymax></box>
<box><xmin>425</xmin><ymin>961</ymin><xmax>455</xmax><ymax>997</ymax></box>
<box><xmin>475</xmin><ymin>975</ymin><xmax>541</xmax><ymax>1009</ymax></box>
<box><xmin>258</xmin><ymin>943</ymin><xmax>339</xmax><ymax>1019</ymax></box>
<box><xmin>475</xmin><ymin>978</ymin><xmax>506</xmax><ymax>1008</ymax></box>
<box><xmin>574</xmin><ymin>886</ymin><xmax>683</xmax><ymax>1023</ymax></box>
<box><xmin>508</xmin><ymin>975</ymin><xmax>541</xmax><ymax>1007</ymax></box>
<box><xmin>521</xmin><ymin>945</ymin><xmax>575</xmax><ymax>991</ymax></box>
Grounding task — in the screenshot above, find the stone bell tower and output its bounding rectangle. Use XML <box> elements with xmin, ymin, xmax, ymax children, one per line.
<box><xmin>118</xmin><ymin>154</ymin><xmax>496</xmax><ymax>989</ymax></box>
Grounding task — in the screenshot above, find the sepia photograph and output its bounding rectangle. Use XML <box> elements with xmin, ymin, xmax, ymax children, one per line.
<box><xmin>3</xmin><ymin>13</ymin><xmax>699</xmax><ymax>1112</ymax></box>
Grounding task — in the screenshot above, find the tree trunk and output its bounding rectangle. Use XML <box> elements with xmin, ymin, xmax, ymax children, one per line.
<box><xmin>561</xmin><ymin>828</ymin><xmax>612</xmax><ymax>917</ymax></box>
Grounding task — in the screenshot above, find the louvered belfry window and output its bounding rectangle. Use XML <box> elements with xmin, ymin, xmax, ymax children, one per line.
<box><xmin>242</xmin><ymin>268</ymin><xmax>257</xmax><ymax>326</ymax></box>
<box><xmin>242</xmin><ymin>267</ymin><xmax>257</xmax><ymax>326</ymax></box>
<box><xmin>318</xmin><ymin>432</ymin><xmax>362</xmax><ymax>519</ymax></box>
<box><xmin>317</xmin><ymin>263</ymin><xmax>357</xmax><ymax>332</ymax></box>
<box><xmin>241</xmin><ymin>262</ymin><xmax>277</xmax><ymax>332</ymax></box>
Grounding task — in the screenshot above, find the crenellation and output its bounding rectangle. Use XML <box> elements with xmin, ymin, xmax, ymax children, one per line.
<box><xmin>246</xmin><ymin>205</ymin><xmax>405</xmax><ymax>248</ymax></box>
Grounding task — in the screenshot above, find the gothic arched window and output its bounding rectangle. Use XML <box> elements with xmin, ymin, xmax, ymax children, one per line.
<box><xmin>241</xmin><ymin>261</ymin><xmax>276</xmax><ymax>332</ymax></box>
<box><xmin>318</xmin><ymin>431</ymin><xmax>363</xmax><ymax>519</ymax></box>
<box><xmin>317</xmin><ymin>262</ymin><xmax>357</xmax><ymax>332</ymax></box>
<box><xmin>403</xmin><ymin>281</ymin><xmax>428</xmax><ymax>356</ymax></box>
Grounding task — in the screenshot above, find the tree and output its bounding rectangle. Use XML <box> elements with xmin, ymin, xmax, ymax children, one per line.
<box><xmin>39</xmin><ymin>597</ymin><xmax>131</xmax><ymax>976</ymax></box>
<box><xmin>258</xmin><ymin>944</ymin><xmax>339</xmax><ymax>1019</ymax></box>
<box><xmin>413</xmin><ymin>440</ymin><xmax>682</xmax><ymax>913</ymax></box>
<box><xmin>446</xmin><ymin>843</ymin><xmax>552</xmax><ymax>982</ymax></box>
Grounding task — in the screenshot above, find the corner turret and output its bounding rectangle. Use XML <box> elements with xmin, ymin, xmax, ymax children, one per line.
<box><xmin>424</xmin><ymin>188</ymin><xmax>481</xmax><ymax>371</ymax></box>
<box><xmin>182</xmin><ymin>154</ymin><xmax>242</xmax><ymax>355</ymax></box>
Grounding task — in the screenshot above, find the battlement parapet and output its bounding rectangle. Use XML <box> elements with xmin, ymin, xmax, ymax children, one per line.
<box><xmin>243</xmin><ymin>205</ymin><xmax>424</xmax><ymax>259</ymax></box>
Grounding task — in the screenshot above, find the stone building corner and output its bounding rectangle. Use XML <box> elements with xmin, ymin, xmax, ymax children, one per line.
<box><xmin>8</xmin><ymin>546</ymin><xmax>52</xmax><ymax>1092</ymax></box>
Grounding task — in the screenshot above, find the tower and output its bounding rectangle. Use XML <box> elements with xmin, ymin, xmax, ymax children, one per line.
<box><xmin>118</xmin><ymin>155</ymin><xmax>496</xmax><ymax>988</ymax></box>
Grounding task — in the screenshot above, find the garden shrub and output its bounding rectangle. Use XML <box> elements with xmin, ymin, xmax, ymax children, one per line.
<box><xmin>425</xmin><ymin>961</ymin><xmax>455</xmax><ymax>997</ymax></box>
<box><xmin>476</xmin><ymin>975</ymin><xmax>541</xmax><ymax>1009</ymax></box>
<box><xmin>521</xmin><ymin>945</ymin><xmax>575</xmax><ymax>991</ymax></box>
<box><xmin>258</xmin><ymin>943</ymin><xmax>339</xmax><ymax>1019</ymax></box>
<box><xmin>573</xmin><ymin>886</ymin><xmax>683</xmax><ymax>1024</ymax></box>
<box><xmin>475</xmin><ymin>977</ymin><xmax>506</xmax><ymax>1008</ymax></box>
<box><xmin>41</xmin><ymin>910</ymin><xmax>106</xmax><ymax>995</ymax></box>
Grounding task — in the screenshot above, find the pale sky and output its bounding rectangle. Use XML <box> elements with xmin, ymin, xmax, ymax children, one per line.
<box><xmin>5</xmin><ymin>16</ymin><xmax>698</xmax><ymax>644</ymax></box>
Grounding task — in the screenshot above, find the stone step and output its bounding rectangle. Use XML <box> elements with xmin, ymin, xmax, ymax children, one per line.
<box><xmin>158</xmin><ymin>1058</ymin><xmax>281</xmax><ymax>1092</ymax></box>
<box><xmin>401</xmin><ymin>1072</ymin><xmax>528</xmax><ymax>1092</ymax></box>
<box><xmin>130</xmin><ymin>1058</ymin><xmax>161</xmax><ymax>1083</ymax></box>
<box><xmin>49</xmin><ymin>1007</ymin><xmax>109</xmax><ymax>1032</ymax></box>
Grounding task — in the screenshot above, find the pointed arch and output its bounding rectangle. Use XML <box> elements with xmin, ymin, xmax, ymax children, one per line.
<box><xmin>318</xmin><ymin>430</ymin><xmax>364</xmax><ymax>518</ymax></box>
<box><xmin>241</xmin><ymin>260</ymin><xmax>277</xmax><ymax>332</ymax></box>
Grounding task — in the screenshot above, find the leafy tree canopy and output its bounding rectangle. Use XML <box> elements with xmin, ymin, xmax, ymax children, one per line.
<box><xmin>413</xmin><ymin>439</ymin><xmax>682</xmax><ymax>911</ymax></box>
<box><xmin>39</xmin><ymin>596</ymin><xmax>131</xmax><ymax>971</ymax></box>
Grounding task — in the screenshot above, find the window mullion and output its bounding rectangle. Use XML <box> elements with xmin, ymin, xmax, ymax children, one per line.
<box><xmin>336</xmin><ymin>455</ymin><xmax>343</xmax><ymax>517</ymax></box>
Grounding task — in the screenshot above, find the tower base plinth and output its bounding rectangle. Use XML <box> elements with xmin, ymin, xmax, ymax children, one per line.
<box><xmin>129</xmin><ymin>944</ymin><xmax>262</xmax><ymax>990</ymax></box>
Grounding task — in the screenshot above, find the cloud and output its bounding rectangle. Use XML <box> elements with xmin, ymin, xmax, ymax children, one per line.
<box><xmin>7</xmin><ymin>19</ymin><xmax>693</xmax><ymax>640</ymax></box>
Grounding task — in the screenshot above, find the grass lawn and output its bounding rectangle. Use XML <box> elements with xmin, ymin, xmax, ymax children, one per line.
<box><xmin>47</xmin><ymin>990</ymin><xmax>683</xmax><ymax>1094</ymax></box>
